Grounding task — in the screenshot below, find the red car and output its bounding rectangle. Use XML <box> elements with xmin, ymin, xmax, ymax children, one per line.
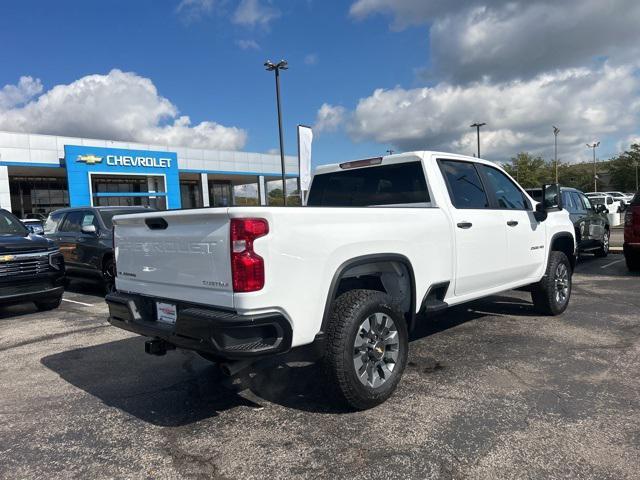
<box><xmin>624</xmin><ymin>192</ymin><xmax>640</xmax><ymax>271</ymax></box>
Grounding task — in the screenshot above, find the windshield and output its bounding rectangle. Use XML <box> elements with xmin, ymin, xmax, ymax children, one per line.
<box><xmin>590</xmin><ymin>197</ymin><xmax>606</xmax><ymax>205</ymax></box>
<box><xmin>307</xmin><ymin>161</ymin><xmax>430</xmax><ymax>207</ymax></box>
<box><xmin>98</xmin><ymin>209</ymin><xmax>151</xmax><ymax>229</ymax></box>
<box><xmin>0</xmin><ymin>210</ymin><xmax>29</xmax><ymax>236</ymax></box>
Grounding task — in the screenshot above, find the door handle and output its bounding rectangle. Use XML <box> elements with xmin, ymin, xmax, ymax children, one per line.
<box><xmin>457</xmin><ymin>222</ymin><xmax>473</xmax><ymax>229</ymax></box>
<box><xmin>507</xmin><ymin>220</ymin><xmax>519</xmax><ymax>227</ymax></box>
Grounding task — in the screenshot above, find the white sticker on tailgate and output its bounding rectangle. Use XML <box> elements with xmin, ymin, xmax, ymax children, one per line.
<box><xmin>156</xmin><ymin>302</ymin><xmax>177</xmax><ymax>325</ymax></box>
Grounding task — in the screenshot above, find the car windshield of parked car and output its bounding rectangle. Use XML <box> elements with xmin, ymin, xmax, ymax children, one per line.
<box><xmin>0</xmin><ymin>211</ymin><xmax>29</xmax><ymax>236</ymax></box>
<box><xmin>98</xmin><ymin>209</ymin><xmax>151</xmax><ymax>229</ymax></box>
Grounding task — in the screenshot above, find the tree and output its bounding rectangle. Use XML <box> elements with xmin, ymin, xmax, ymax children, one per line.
<box><xmin>608</xmin><ymin>144</ymin><xmax>640</xmax><ymax>192</ymax></box>
<box><xmin>503</xmin><ymin>152</ymin><xmax>553</xmax><ymax>188</ymax></box>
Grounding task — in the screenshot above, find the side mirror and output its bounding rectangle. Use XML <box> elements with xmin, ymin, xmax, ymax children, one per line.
<box><xmin>534</xmin><ymin>202</ymin><xmax>548</xmax><ymax>222</ymax></box>
<box><xmin>542</xmin><ymin>183</ymin><xmax>563</xmax><ymax>210</ymax></box>
<box><xmin>596</xmin><ymin>204</ymin><xmax>608</xmax><ymax>214</ymax></box>
<box><xmin>81</xmin><ymin>224</ymin><xmax>97</xmax><ymax>235</ymax></box>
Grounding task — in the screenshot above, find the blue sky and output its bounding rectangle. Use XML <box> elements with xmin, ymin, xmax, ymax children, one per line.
<box><xmin>0</xmin><ymin>0</ymin><xmax>639</xmax><ymax>167</ymax></box>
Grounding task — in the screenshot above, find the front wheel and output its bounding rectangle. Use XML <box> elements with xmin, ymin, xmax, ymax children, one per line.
<box><xmin>323</xmin><ymin>289</ymin><xmax>408</xmax><ymax>410</ymax></box>
<box><xmin>35</xmin><ymin>295</ymin><xmax>62</xmax><ymax>311</ymax></box>
<box><xmin>531</xmin><ymin>251</ymin><xmax>572</xmax><ymax>315</ymax></box>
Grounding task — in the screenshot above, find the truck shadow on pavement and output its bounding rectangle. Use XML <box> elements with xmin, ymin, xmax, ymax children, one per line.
<box><xmin>41</xmin><ymin>293</ymin><xmax>539</xmax><ymax>422</ymax></box>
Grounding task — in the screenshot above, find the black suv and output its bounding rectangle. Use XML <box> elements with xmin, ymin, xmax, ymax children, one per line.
<box><xmin>527</xmin><ymin>187</ymin><xmax>610</xmax><ymax>256</ymax></box>
<box><xmin>44</xmin><ymin>207</ymin><xmax>152</xmax><ymax>292</ymax></box>
<box><xmin>0</xmin><ymin>209</ymin><xmax>65</xmax><ymax>310</ymax></box>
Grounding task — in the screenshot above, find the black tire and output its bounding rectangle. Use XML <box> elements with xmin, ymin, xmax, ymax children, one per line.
<box><xmin>531</xmin><ymin>251</ymin><xmax>572</xmax><ymax>315</ymax></box>
<box><xmin>594</xmin><ymin>229</ymin><xmax>610</xmax><ymax>258</ymax></box>
<box><xmin>626</xmin><ymin>253</ymin><xmax>640</xmax><ymax>272</ymax></box>
<box><xmin>102</xmin><ymin>258</ymin><xmax>116</xmax><ymax>294</ymax></box>
<box><xmin>323</xmin><ymin>289</ymin><xmax>408</xmax><ymax>410</ymax></box>
<box><xmin>35</xmin><ymin>295</ymin><xmax>62</xmax><ymax>311</ymax></box>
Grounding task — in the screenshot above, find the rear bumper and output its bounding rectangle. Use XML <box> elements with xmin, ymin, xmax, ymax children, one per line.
<box><xmin>106</xmin><ymin>291</ymin><xmax>292</xmax><ymax>360</ymax></box>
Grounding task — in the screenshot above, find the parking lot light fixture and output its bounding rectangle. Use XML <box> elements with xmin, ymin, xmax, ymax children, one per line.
<box><xmin>587</xmin><ymin>141</ymin><xmax>600</xmax><ymax>192</ymax></box>
<box><xmin>470</xmin><ymin>122</ymin><xmax>486</xmax><ymax>158</ymax></box>
<box><xmin>553</xmin><ymin>126</ymin><xmax>560</xmax><ymax>183</ymax></box>
<box><xmin>264</xmin><ymin>60</ymin><xmax>289</xmax><ymax>206</ymax></box>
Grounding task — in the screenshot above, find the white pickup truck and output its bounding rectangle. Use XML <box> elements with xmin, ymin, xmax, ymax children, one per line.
<box><xmin>106</xmin><ymin>152</ymin><xmax>576</xmax><ymax>409</ymax></box>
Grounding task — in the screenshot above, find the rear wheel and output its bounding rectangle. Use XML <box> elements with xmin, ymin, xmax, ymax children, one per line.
<box><xmin>531</xmin><ymin>251</ymin><xmax>572</xmax><ymax>315</ymax></box>
<box><xmin>35</xmin><ymin>295</ymin><xmax>62</xmax><ymax>311</ymax></box>
<box><xmin>626</xmin><ymin>252</ymin><xmax>640</xmax><ymax>272</ymax></box>
<box><xmin>323</xmin><ymin>289</ymin><xmax>408</xmax><ymax>410</ymax></box>
<box><xmin>594</xmin><ymin>229</ymin><xmax>610</xmax><ymax>257</ymax></box>
<box><xmin>102</xmin><ymin>258</ymin><xmax>116</xmax><ymax>294</ymax></box>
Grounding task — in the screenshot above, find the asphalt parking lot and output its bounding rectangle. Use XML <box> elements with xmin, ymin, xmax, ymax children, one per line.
<box><xmin>1</xmin><ymin>257</ymin><xmax>639</xmax><ymax>479</ymax></box>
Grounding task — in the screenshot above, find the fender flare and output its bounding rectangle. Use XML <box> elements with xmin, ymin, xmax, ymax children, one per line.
<box><xmin>319</xmin><ymin>253</ymin><xmax>417</xmax><ymax>334</ymax></box>
<box><xmin>548</xmin><ymin>232</ymin><xmax>576</xmax><ymax>271</ymax></box>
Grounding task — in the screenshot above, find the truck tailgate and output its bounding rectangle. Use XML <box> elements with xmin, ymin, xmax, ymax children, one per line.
<box><xmin>112</xmin><ymin>209</ymin><xmax>234</xmax><ymax>308</ymax></box>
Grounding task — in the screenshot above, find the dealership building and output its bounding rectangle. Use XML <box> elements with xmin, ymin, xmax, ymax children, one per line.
<box><xmin>0</xmin><ymin>130</ymin><xmax>299</xmax><ymax>217</ymax></box>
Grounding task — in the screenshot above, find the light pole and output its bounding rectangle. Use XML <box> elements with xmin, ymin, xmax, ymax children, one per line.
<box><xmin>470</xmin><ymin>122</ymin><xmax>486</xmax><ymax>158</ymax></box>
<box><xmin>265</xmin><ymin>59</ymin><xmax>289</xmax><ymax>205</ymax></box>
<box><xmin>635</xmin><ymin>161</ymin><xmax>639</xmax><ymax>191</ymax></box>
<box><xmin>386</xmin><ymin>149</ymin><xmax>395</xmax><ymax>155</ymax></box>
<box><xmin>553</xmin><ymin>126</ymin><xmax>560</xmax><ymax>183</ymax></box>
<box><xmin>587</xmin><ymin>141</ymin><xmax>600</xmax><ymax>192</ymax></box>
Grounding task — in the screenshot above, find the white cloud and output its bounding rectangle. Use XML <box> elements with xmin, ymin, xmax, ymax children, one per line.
<box><xmin>236</xmin><ymin>39</ymin><xmax>260</xmax><ymax>50</ymax></box>
<box><xmin>0</xmin><ymin>69</ymin><xmax>247</xmax><ymax>150</ymax></box>
<box><xmin>0</xmin><ymin>76</ymin><xmax>42</xmax><ymax>110</ymax></box>
<box><xmin>314</xmin><ymin>103</ymin><xmax>346</xmax><ymax>133</ymax></box>
<box><xmin>346</xmin><ymin>63</ymin><xmax>640</xmax><ymax>162</ymax></box>
<box><xmin>304</xmin><ymin>54</ymin><xmax>318</xmax><ymax>66</ymax></box>
<box><xmin>233</xmin><ymin>0</ymin><xmax>280</xmax><ymax>28</ymax></box>
<box><xmin>350</xmin><ymin>0</ymin><xmax>640</xmax><ymax>83</ymax></box>
<box><xmin>176</xmin><ymin>0</ymin><xmax>215</xmax><ymax>23</ymax></box>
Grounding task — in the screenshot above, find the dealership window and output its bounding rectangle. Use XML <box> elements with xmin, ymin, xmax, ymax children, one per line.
<box><xmin>9</xmin><ymin>176</ymin><xmax>69</xmax><ymax>218</ymax></box>
<box><xmin>209</xmin><ymin>181</ymin><xmax>232</xmax><ymax>207</ymax></box>
<box><xmin>91</xmin><ymin>174</ymin><xmax>167</xmax><ymax>210</ymax></box>
<box><xmin>180</xmin><ymin>180</ymin><xmax>202</xmax><ymax>209</ymax></box>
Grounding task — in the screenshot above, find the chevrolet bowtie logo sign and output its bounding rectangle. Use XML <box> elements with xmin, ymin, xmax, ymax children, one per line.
<box><xmin>76</xmin><ymin>154</ymin><xmax>103</xmax><ymax>165</ymax></box>
<box><xmin>0</xmin><ymin>255</ymin><xmax>16</xmax><ymax>262</ymax></box>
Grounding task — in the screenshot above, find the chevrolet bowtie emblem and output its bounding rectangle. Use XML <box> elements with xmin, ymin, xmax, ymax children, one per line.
<box><xmin>77</xmin><ymin>154</ymin><xmax>103</xmax><ymax>164</ymax></box>
<box><xmin>0</xmin><ymin>255</ymin><xmax>16</xmax><ymax>262</ymax></box>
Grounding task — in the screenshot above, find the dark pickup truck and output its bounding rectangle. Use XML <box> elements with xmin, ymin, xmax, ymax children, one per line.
<box><xmin>0</xmin><ymin>209</ymin><xmax>65</xmax><ymax>310</ymax></box>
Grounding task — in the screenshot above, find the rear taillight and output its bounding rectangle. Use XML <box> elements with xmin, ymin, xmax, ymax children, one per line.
<box><xmin>230</xmin><ymin>218</ymin><xmax>269</xmax><ymax>292</ymax></box>
<box><xmin>625</xmin><ymin>210</ymin><xmax>635</xmax><ymax>227</ymax></box>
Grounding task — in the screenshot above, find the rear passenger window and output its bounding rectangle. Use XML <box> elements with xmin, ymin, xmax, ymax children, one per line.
<box><xmin>570</xmin><ymin>192</ymin><xmax>586</xmax><ymax>213</ymax></box>
<box><xmin>439</xmin><ymin>160</ymin><xmax>489</xmax><ymax>209</ymax></box>
<box><xmin>59</xmin><ymin>211</ymin><xmax>84</xmax><ymax>233</ymax></box>
<box><xmin>478</xmin><ymin>165</ymin><xmax>529</xmax><ymax>210</ymax></box>
<box><xmin>562</xmin><ymin>192</ymin><xmax>575</xmax><ymax>212</ymax></box>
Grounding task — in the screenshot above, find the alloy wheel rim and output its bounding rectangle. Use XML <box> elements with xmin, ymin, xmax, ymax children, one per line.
<box><xmin>353</xmin><ymin>312</ymin><xmax>400</xmax><ymax>388</ymax></box>
<box><xmin>604</xmin><ymin>232</ymin><xmax>609</xmax><ymax>252</ymax></box>
<box><xmin>554</xmin><ymin>263</ymin><xmax>569</xmax><ymax>305</ymax></box>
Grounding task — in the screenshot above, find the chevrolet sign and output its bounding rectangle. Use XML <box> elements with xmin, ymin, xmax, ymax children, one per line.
<box><xmin>106</xmin><ymin>155</ymin><xmax>172</xmax><ymax>168</ymax></box>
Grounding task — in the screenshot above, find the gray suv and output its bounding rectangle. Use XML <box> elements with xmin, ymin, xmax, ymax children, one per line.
<box><xmin>44</xmin><ymin>207</ymin><xmax>152</xmax><ymax>292</ymax></box>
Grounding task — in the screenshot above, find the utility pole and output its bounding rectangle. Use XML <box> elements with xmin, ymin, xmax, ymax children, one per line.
<box><xmin>470</xmin><ymin>122</ymin><xmax>486</xmax><ymax>158</ymax></box>
<box><xmin>386</xmin><ymin>149</ymin><xmax>395</xmax><ymax>156</ymax></box>
<box><xmin>587</xmin><ymin>141</ymin><xmax>600</xmax><ymax>192</ymax></box>
<box><xmin>264</xmin><ymin>60</ymin><xmax>289</xmax><ymax>205</ymax></box>
<box><xmin>553</xmin><ymin>126</ymin><xmax>560</xmax><ymax>183</ymax></box>
<box><xmin>635</xmin><ymin>161</ymin><xmax>639</xmax><ymax>191</ymax></box>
